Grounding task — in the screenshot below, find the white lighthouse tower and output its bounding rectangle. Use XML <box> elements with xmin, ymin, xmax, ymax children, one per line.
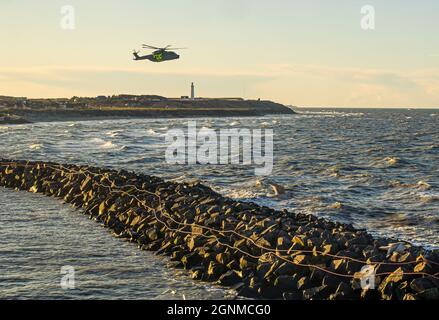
<box><xmin>191</xmin><ymin>82</ymin><xmax>195</xmax><ymax>100</ymax></box>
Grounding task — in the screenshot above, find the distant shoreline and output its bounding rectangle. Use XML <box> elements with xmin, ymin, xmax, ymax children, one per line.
<box><xmin>5</xmin><ymin>107</ymin><xmax>296</xmax><ymax>124</ymax></box>
<box><xmin>0</xmin><ymin>95</ymin><xmax>296</xmax><ymax>124</ymax></box>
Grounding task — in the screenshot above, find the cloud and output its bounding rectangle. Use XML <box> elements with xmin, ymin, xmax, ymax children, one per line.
<box><xmin>251</xmin><ymin>64</ymin><xmax>439</xmax><ymax>107</ymax></box>
<box><xmin>0</xmin><ymin>64</ymin><xmax>438</xmax><ymax>107</ymax></box>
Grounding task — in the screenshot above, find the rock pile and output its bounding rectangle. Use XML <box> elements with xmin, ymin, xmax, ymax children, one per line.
<box><xmin>0</xmin><ymin>159</ymin><xmax>438</xmax><ymax>300</ymax></box>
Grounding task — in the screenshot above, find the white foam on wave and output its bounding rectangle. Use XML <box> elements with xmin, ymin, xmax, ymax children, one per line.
<box><xmin>106</xmin><ymin>130</ymin><xmax>124</xmax><ymax>137</ymax></box>
<box><xmin>298</xmin><ymin>110</ymin><xmax>365</xmax><ymax>118</ymax></box>
<box><xmin>101</xmin><ymin>141</ymin><xmax>116</xmax><ymax>149</ymax></box>
<box><xmin>384</xmin><ymin>157</ymin><xmax>400</xmax><ymax>166</ymax></box>
<box><xmin>146</xmin><ymin>129</ymin><xmax>158</xmax><ymax>135</ymax></box>
<box><xmin>89</xmin><ymin>137</ymin><xmax>119</xmax><ymax>150</ymax></box>
<box><xmin>418</xmin><ymin>191</ymin><xmax>439</xmax><ymax>203</ymax></box>
<box><xmin>29</xmin><ymin>144</ymin><xmax>43</xmax><ymax>150</ymax></box>
<box><xmin>224</xmin><ymin>188</ymin><xmax>264</xmax><ymax>200</ymax></box>
<box><xmin>389</xmin><ymin>180</ymin><xmax>431</xmax><ymax>191</ymax></box>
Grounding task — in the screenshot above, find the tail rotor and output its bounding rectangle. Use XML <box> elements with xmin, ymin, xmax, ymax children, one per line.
<box><xmin>133</xmin><ymin>49</ymin><xmax>140</xmax><ymax>60</ymax></box>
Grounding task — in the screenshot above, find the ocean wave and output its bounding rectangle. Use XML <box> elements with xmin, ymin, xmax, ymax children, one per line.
<box><xmin>297</xmin><ymin>110</ymin><xmax>364</xmax><ymax>117</ymax></box>
<box><xmin>390</xmin><ymin>180</ymin><xmax>431</xmax><ymax>190</ymax></box>
<box><xmin>146</xmin><ymin>129</ymin><xmax>158</xmax><ymax>135</ymax></box>
<box><xmin>418</xmin><ymin>192</ymin><xmax>439</xmax><ymax>203</ymax></box>
<box><xmin>89</xmin><ymin>138</ymin><xmax>119</xmax><ymax>150</ymax></box>
<box><xmin>1</xmin><ymin>112</ymin><xmax>438</xmax><ymax>248</ymax></box>
<box><xmin>383</xmin><ymin>157</ymin><xmax>401</xmax><ymax>167</ymax></box>
<box><xmin>106</xmin><ymin>130</ymin><xmax>125</xmax><ymax>138</ymax></box>
<box><xmin>328</xmin><ymin>202</ymin><xmax>343</xmax><ymax>210</ymax></box>
<box><xmin>29</xmin><ymin>144</ymin><xmax>43</xmax><ymax>150</ymax></box>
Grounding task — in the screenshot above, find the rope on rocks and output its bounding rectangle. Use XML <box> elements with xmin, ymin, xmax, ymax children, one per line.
<box><xmin>1</xmin><ymin>160</ymin><xmax>438</xmax><ymax>283</ymax></box>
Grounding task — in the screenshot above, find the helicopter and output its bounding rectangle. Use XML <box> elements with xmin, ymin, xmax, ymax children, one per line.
<box><xmin>133</xmin><ymin>44</ymin><xmax>186</xmax><ymax>63</ymax></box>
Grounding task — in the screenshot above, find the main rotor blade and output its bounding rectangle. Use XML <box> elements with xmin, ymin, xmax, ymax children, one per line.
<box><xmin>166</xmin><ymin>47</ymin><xmax>187</xmax><ymax>50</ymax></box>
<box><xmin>142</xmin><ymin>44</ymin><xmax>161</xmax><ymax>49</ymax></box>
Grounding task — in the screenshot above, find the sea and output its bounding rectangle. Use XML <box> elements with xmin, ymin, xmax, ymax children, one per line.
<box><xmin>0</xmin><ymin>108</ymin><xmax>438</xmax><ymax>299</ymax></box>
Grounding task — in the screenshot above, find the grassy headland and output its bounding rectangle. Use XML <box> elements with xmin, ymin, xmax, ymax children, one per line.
<box><xmin>0</xmin><ymin>95</ymin><xmax>296</xmax><ymax>124</ymax></box>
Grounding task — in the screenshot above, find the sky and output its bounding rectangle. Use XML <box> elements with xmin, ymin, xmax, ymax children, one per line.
<box><xmin>0</xmin><ymin>0</ymin><xmax>438</xmax><ymax>107</ymax></box>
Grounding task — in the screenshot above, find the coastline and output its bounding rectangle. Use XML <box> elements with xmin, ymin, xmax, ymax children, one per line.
<box><xmin>0</xmin><ymin>97</ymin><xmax>296</xmax><ymax>124</ymax></box>
<box><xmin>0</xmin><ymin>115</ymin><xmax>31</xmax><ymax>125</ymax></box>
<box><xmin>1</xmin><ymin>159</ymin><xmax>438</xmax><ymax>300</ymax></box>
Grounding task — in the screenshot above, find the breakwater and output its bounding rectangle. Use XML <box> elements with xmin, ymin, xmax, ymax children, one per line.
<box><xmin>1</xmin><ymin>159</ymin><xmax>438</xmax><ymax>300</ymax></box>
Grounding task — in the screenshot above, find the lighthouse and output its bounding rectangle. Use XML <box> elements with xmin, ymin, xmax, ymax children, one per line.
<box><xmin>191</xmin><ymin>82</ymin><xmax>195</xmax><ymax>100</ymax></box>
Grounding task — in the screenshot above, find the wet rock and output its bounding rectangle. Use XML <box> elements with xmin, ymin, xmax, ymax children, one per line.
<box><xmin>345</xmin><ymin>260</ymin><xmax>364</xmax><ymax>275</ymax></box>
<box><xmin>292</xmin><ymin>235</ymin><xmax>306</xmax><ymax>248</ymax></box>
<box><xmin>217</xmin><ymin>270</ymin><xmax>242</xmax><ymax>287</ymax></box>
<box><xmin>274</xmin><ymin>275</ymin><xmax>298</xmax><ymax>291</ymax></box>
<box><xmin>187</xmin><ymin>236</ymin><xmax>203</xmax><ymax>251</ymax></box>
<box><xmin>255</xmin><ymin>262</ymin><xmax>271</xmax><ymax>279</ymax></box>
<box><xmin>403</xmin><ymin>293</ymin><xmax>418</xmax><ymax>300</ymax></box>
<box><xmin>322</xmin><ymin>275</ymin><xmax>342</xmax><ymax>289</ymax></box>
<box><xmin>410</xmin><ymin>278</ymin><xmax>435</xmax><ymax>293</ymax></box>
<box><xmin>378</xmin><ymin>267</ymin><xmax>405</xmax><ymax>299</ymax></box>
<box><xmin>181</xmin><ymin>252</ymin><xmax>203</xmax><ymax>269</ymax></box>
<box><xmin>282</xmin><ymin>291</ymin><xmax>302</xmax><ymax>300</ymax></box>
<box><xmin>207</xmin><ymin>261</ymin><xmax>226</xmax><ymax>280</ymax></box>
<box><xmin>302</xmin><ymin>285</ymin><xmax>328</xmax><ymax>300</ymax></box>
<box><xmin>145</xmin><ymin>239</ymin><xmax>162</xmax><ymax>251</ymax></box>
<box><xmin>413</xmin><ymin>261</ymin><xmax>433</xmax><ymax>274</ymax></box>
<box><xmin>276</xmin><ymin>236</ymin><xmax>292</xmax><ymax>250</ymax></box>
<box><xmin>415</xmin><ymin>288</ymin><xmax>439</xmax><ymax>300</ymax></box>
<box><xmin>360</xmin><ymin>288</ymin><xmax>381</xmax><ymax>300</ymax></box>
<box><xmin>307</xmin><ymin>237</ymin><xmax>324</xmax><ymax>248</ymax></box>
<box><xmin>80</xmin><ymin>176</ymin><xmax>93</xmax><ymax>192</ymax></box>
<box><xmin>237</xmin><ymin>285</ymin><xmax>260</xmax><ymax>299</ymax></box>
<box><xmin>221</xmin><ymin>258</ymin><xmax>236</xmax><ymax>270</ymax></box>
<box><xmin>257</xmin><ymin>286</ymin><xmax>282</xmax><ymax>299</ymax></box>
<box><xmin>273</xmin><ymin>261</ymin><xmax>300</xmax><ymax>276</ymax></box>
<box><xmin>239</xmin><ymin>256</ymin><xmax>256</xmax><ymax>271</ymax></box>
<box><xmin>146</xmin><ymin>228</ymin><xmax>159</xmax><ymax>241</ymax></box>
<box><xmin>297</xmin><ymin>276</ymin><xmax>311</xmax><ymax>290</ymax></box>
<box><xmin>190</xmin><ymin>266</ymin><xmax>206</xmax><ymax>280</ymax></box>
<box><xmin>1</xmin><ymin>159</ymin><xmax>437</xmax><ymax>301</ymax></box>
<box><xmin>334</xmin><ymin>281</ymin><xmax>355</xmax><ymax>299</ymax></box>
<box><xmin>330</xmin><ymin>259</ymin><xmax>347</xmax><ymax>273</ymax></box>
<box><xmin>216</xmin><ymin>252</ymin><xmax>231</xmax><ymax>265</ymax></box>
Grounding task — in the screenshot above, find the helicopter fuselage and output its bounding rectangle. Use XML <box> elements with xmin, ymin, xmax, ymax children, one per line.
<box><xmin>133</xmin><ymin>50</ymin><xmax>180</xmax><ymax>62</ymax></box>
